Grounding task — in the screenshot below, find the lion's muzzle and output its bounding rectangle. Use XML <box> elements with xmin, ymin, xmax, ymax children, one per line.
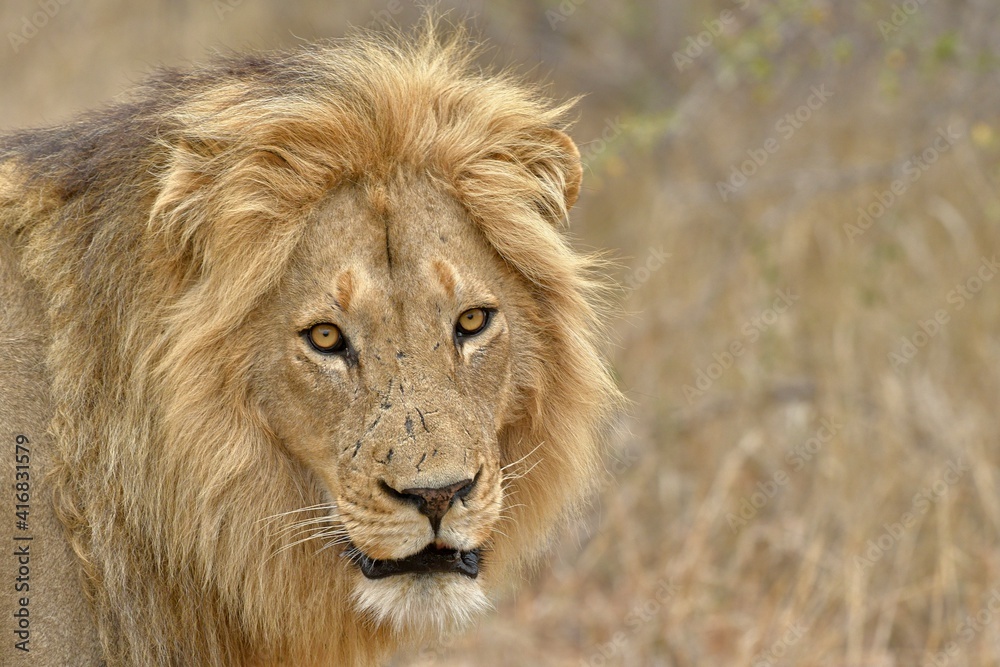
<box><xmin>341</xmin><ymin>473</ymin><xmax>484</xmax><ymax>578</ymax></box>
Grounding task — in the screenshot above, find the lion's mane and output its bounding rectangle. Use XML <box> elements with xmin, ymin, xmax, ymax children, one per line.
<box><xmin>0</xmin><ymin>19</ymin><xmax>620</xmax><ymax>666</ymax></box>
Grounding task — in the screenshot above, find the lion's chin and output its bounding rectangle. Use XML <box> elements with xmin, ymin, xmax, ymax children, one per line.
<box><xmin>352</xmin><ymin>573</ymin><xmax>493</xmax><ymax>636</ymax></box>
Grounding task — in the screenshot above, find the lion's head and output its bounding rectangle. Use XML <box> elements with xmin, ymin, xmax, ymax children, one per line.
<box><xmin>255</xmin><ymin>173</ymin><xmax>567</xmax><ymax>633</ymax></box>
<box><xmin>4</xmin><ymin>18</ymin><xmax>621</xmax><ymax>666</ymax></box>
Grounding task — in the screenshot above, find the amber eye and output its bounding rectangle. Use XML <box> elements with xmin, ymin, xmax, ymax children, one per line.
<box><xmin>307</xmin><ymin>323</ymin><xmax>345</xmax><ymax>353</ymax></box>
<box><xmin>456</xmin><ymin>308</ymin><xmax>490</xmax><ymax>337</ymax></box>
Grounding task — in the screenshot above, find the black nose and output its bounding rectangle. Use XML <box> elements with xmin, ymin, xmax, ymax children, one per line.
<box><xmin>382</xmin><ymin>476</ymin><xmax>477</xmax><ymax>532</ymax></box>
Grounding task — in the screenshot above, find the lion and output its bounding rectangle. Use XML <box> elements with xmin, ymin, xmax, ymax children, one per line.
<box><xmin>0</xmin><ymin>18</ymin><xmax>621</xmax><ymax>667</ymax></box>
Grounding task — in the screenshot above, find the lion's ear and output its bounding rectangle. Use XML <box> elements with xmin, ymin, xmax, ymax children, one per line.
<box><xmin>149</xmin><ymin>136</ymin><xmax>322</xmax><ymax>284</ymax></box>
<box><xmin>527</xmin><ymin>128</ymin><xmax>583</xmax><ymax>224</ymax></box>
<box><xmin>544</xmin><ymin>128</ymin><xmax>583</xmax><ymax>210</ymax></box>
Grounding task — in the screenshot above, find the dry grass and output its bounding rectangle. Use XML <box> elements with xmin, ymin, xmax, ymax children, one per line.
<box><xmin>4</xmin><ymin>0</ymin><xmax>1000</xmax><ymax>664</ymax></box>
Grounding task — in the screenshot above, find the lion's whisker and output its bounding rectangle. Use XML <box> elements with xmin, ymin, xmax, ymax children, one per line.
<box><xmin>316</xmin><ymin>536</ymin><xmax>354</xmax><ymax>554</ymax></box>
<box><xmin>274</xmin><ymin>516</ymin><xmax>340</xmax><ymax>534</ymax></box>
<box><xmin>502</xmin><ymin>458</ymin><xmax>543</xmax><ymax>483</ymax></box>
<box><xmin>271</xmin><ymin>529</ymin><xmax>338</xmax><ymax>558</ymax></box>
<box><xmin>275</xmin><ymin>523</ymin><xmax>346</xmax><ymax>543</ymax></box>
<box><xmin>257</xmin><ymin>502</ymin><xmax>340</xmax><ymax>524</ymax></box>
<box><xmin>499</xmin><ymin>485</ymin><xmax>525</xmax><ymax>502</ymax></box>
<box><xmin>500</xmin><ymin>441</ymin><xmax>545</xmax><ymax>473</ymax></box>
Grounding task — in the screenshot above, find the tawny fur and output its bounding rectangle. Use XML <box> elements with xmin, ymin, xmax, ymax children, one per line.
<box><xmin>0</xmin><ymin>18</ymin><xmax>621</xmax><ymax>667</ymax></box>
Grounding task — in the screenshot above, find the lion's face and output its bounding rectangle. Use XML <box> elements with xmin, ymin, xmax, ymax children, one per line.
<box><xmin>256</xmin><ymin>174</ymin><xmax>533</xmax><ymax>632</ymax></box>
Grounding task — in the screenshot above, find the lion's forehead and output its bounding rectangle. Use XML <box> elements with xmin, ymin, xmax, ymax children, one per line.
<box><xmin>286</xmin><ymin>176</ymin><xmax>507</xmax><ymax>318</ymax></box>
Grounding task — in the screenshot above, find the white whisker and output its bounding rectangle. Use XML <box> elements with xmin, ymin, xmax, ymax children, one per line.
<box><xmin>257</xmin><ymin>502</ymin><xmax>340</xmax><ymax>524</ymax></box>
<box><xmin>501</xmin><ymin>441</ymin><xmax>544</xmax><ymax>473</ymax></box>
<box><xmin>502</xmin><ymin>457</ymin><xmax>542</xmax><ymax>482</ymax></box>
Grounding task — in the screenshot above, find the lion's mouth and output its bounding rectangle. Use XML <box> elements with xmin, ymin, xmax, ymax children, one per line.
<box><xmin>344</xmin><ymin>543</ymin><xmax>481</xmax><ymax>579</ymax></box>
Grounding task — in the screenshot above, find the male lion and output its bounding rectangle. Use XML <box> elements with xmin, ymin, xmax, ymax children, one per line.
<box><xmin>0</xmin><ymin>20</ymin><xmax>621</xmax><ymax>667</ymax></box>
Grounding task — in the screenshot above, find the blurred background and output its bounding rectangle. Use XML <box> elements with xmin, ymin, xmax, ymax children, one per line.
<box><xmin>4</xmin><ymin>1</ymin><xmax>1000</xmax><ymax>664</ymax></box>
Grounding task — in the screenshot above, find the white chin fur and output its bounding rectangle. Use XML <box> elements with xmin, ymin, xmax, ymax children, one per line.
<box><xmin>352</xmin><ymin>574</ymin><xmax>493</xmax><ymax>636</ymax></box>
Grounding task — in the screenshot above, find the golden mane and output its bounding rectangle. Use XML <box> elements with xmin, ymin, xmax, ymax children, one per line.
<box><xmin>0</xmin><ymin>18</ymin><xmax>620</xmax><ymax>666</ymax></box>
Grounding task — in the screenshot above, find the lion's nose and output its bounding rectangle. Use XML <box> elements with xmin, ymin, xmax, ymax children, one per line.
<box><xmin>381</xmin><ymin>476</ymin><xmax>477</xmax><ymax>532</ymax></box>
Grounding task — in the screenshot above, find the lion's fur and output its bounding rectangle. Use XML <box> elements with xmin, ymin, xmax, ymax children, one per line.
<box><xmin>0</xmin><ymin>18</ymin><xmax>621</xmax><ymax>667</ymax></box>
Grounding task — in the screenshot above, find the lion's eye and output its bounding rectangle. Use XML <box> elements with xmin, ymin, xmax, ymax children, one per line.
<box><xmin>307</xmin><ymin>323</ymin><xmax>345</xmax><ymax>353</ymax></box>
<box><xmin>455</xmin><ymin>308</ymin><xmax>490</xmax><ymax>337</ymax></box>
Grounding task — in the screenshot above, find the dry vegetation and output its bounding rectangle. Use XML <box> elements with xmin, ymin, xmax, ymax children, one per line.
<box><xmin>3</xmin><ymin>0</ymin><xmax>1000</xmax><ymax>664</ymax></box>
